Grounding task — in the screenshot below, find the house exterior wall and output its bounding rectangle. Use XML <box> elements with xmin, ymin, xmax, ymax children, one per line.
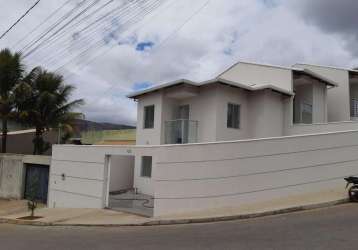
<box><xmin>215</xmin><ymin>85</ymin><xmax>251</xmax><ymax>141</ymax></box>
<box><xmin>248</xmin><ymin>90</ymin><xmax>285</xmax><ymax>138</ymax></box>
<box><xmin>220</xmin><ymin>62</ymin><xmax>293</xmax><ymax>92</ymax></box>
<box><xmin>313</xmin><ymin>82</ymin><xmax>328</xmax><ymax>123</ymax></box>
<box><xmin>294</xmin><ymin>84</ymin><xmax>313</xmax><ymax>123</ymax></box>
<box><xmin>350</xmin><ymin>83</ymin><xmax>358</xmax><ymax>100</ymax></box>
<box><xmin>295</xmin><ymin>64</ymin><xmax>350</xmax><ymax>122</ymax></box>
<box><xmin>138</xmin><ymin>84</ymin><xmax>288</xmax><ymax>145</ymax></box>
<box><xmin>0</xmin><ymin>130</ymin><xmax>58</xmax><ymax>155</ymax></box>
<box><xmin>136</xmin><ymin>91</ymin><xmax>163</xmax><ymax>145</ymax></box>
<box><xmin>175</xmin><ymin>85</ymin><xmax>218</xmax><ymax>143</ymax></box>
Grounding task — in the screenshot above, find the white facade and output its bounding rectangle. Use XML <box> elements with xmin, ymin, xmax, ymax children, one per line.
<box><xmin>48</xmin><ymin>61</ymin><xmax>358</xmax><ymax>217</ymax></box>
<box><xmin>130</xmin><ymin>62</ymin><xmax>340</xmax><ymax>146</ymax></box>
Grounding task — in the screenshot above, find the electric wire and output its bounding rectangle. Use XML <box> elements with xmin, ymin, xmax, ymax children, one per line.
<box><xmin>38</xmin><ymin>0</ymin><xmax>152</xmax><ymax>66</ymax></box>
<box><xmin>24</xmin><ymin>0</ymin><xmax>118</xmax><ymax>60</ymax></box>
<box><xmin>23</xmin><ymin>0</ymin><xmax>102</xmax><ymax>58</ymax></box>
<box><xmin>19</xmin><ymin>0</ymin><xmax>88</xmax><ymax>53</ymax></box>
<box><xmin>53</xmin><ymin>0</ymin><xmax>164</xmax><ymax>72</ymax></box>
<box><xmin>11</xmin><ymin>0</ymin><xmax>73</xmax><ymax>50</ymax></box>
<box><xmin>0</xmin><ymin>0</ymin><xmax>41</xmax><ymax>41</ymax></box>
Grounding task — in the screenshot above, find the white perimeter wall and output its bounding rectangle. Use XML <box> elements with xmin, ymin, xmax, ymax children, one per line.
<box><xmin>153</xmin><ymin>130</ymin><xmax>358</xmax><ymax>216</ymax></box>
<box><xmin>48</xmin><ymin>146</ymin><xmax>157</xmax><ymax>208</ymax></box>
<box><xmin>50</xmin><ymin>130</ymin><xmax>358</xmax><ymax>217</ymax></box>
<box><xmin>285</xmin><ymin>121</ymin><xmax>358</xmax><ymax>136</ymax></box>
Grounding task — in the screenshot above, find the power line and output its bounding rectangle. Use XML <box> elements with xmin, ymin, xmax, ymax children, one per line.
<box><xmin>0</xmin><ymin>0</ymin><xmax>42</xmax><ymax>41</ymax></box>
<box><xmin>57</xmin><ymin>0</ymin><xmax>170</xmax><ymax>73</ymax></box>
<box><xmin>53</xmin><ymin>0</ymin><xmax>164</xmax><ymax>72</ymax></box>
<box><xmin>12</xmin><ymin>0</ymin><xmax>73</xmax><ymax>50</ymax></box>
<box><xmin>31</xmin><ymin>0</ymin><xmax>141</xmax><ymax>63</ymax></box>
<box><xmin>23</xmin><ymin>0</ymin><xmax>102</xmax><ymax>58</ymax></box>
<box><xmin>83</xmin><ymin>0</ymin><xmax>210</xmax><ymax>95</ymax></box>
<box><xmin>19</xmin><ymin>0</ymin><xmax>88</xmax><ymax>53</ymax></box>
<box><xmin>37</xmin><ymin>0</ymin><xmax>150</xmax><ymax>66</ymax></box>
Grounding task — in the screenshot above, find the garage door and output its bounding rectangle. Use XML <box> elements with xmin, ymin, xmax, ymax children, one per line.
<box><xmin>24</xmin><ymin>164</ymin><xmax>49</xmax><ymax>203</ymax></box>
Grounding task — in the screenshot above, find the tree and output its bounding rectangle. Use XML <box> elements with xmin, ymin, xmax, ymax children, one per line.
<box><xmin>26</xmin><ymin>174</ymin><xmax>39</xmax><ymax>218</ymax></box>
<box><xmin>0</xmin><ymin>48</ymin><xmax>24</xmax><ymax>153</ymax></box>
<box><xmin>17</xmin><ymin>68</ymin><xmax>84</xmax><ymax>155</ymax></box>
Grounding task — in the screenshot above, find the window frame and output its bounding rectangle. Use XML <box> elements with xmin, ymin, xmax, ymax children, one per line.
<box><xmin>140</xmin><ymin>156</ymin><xmax>152</xmax><ymax>178</ymax></box>
<box><xmin>227</xmin><ymin>103</ymin><xmax>241</xmax><ymax>129</ymax></box>
<box><xmin>143</xmin><ymin>105</ymin><xmax>155</xmax><ymax>129</ymax></box>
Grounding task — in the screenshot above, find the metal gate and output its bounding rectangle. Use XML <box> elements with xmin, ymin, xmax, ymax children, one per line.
<box><xmin>24</xmin><ymin>164</ymin><xmax>49</xmax><ymax>204</ymax></box>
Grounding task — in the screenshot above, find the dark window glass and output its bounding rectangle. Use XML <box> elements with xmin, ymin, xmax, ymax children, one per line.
<box><xmin>141</xmin><ymin>156</ymin><xmax>152</xmax><ymax>177</ymax></box>
<box><xmin>144</xmin><ymin>105</ymin><xmax>155</xmax><ymax>129</ymax></box>
<box><xmin>227</xmin><ymin>103</ymin><xmax>240</xmax><ymax>129</ymax></box>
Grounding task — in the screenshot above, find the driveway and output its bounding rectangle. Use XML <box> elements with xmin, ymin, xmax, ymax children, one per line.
<box><xmin>0</xmin><ymin>203</ymin><xmax>357</xmax><ymax>250</ymax></box>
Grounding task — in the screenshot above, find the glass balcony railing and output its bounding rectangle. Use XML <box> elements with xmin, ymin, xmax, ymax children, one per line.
<box><xmin>165</xmin><ymin>119</ymin><xmax>198</xmax><ymax>144</ymax></box>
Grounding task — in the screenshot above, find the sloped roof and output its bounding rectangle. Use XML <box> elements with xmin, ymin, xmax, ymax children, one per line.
<box><xmin>127</xmin><ymin>61</ymin><xmax>339</xmax><ymax>99</ymax></box>
<box><xmin>294</xmin><ymin>63</ymin><xmax>358</xmax><ymax>73</ymax></box>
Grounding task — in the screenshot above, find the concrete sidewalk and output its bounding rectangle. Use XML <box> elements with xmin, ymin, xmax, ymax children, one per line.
<box><xmin>0</xmin><ymin>199</ymin><xmax>28</xmax><ymax>216</ymax></box>
<box><xmin>0</xmin><ymin>189</ymin><xmax>350</xmax><ymax>226</ymax></box>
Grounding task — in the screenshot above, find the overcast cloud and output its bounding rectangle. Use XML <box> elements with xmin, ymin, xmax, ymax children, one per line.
<box><xmin>0</xmin><ymin>0</ymin><xmax>357</xmax><ymax>126</ymax></box>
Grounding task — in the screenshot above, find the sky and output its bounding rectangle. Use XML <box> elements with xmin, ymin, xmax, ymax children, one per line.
<box><xmin>0</xmin><ymin>0</ymin><xmax>357</xmax><ymax>126</ymax></box>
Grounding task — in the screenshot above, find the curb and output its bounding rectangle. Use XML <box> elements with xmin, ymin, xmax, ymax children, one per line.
<box><xmin>0</xmin><ymin>199</ymin><xmax>349</xmax><ymax>227</ymax></box>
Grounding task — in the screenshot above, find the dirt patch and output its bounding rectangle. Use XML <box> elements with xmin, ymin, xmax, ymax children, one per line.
<box><xmin>16</xmin><ymin>216</ymin><xmax>43</xmax><ymax>220</ymax></box>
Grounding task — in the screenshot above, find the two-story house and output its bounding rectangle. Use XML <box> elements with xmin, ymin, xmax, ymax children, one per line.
<box><xmin>127</xmin><ymin>62</ymin><xmax>349</xmax><ymax>195</ymax></box>
<box><xmin>128</xmin><ymin>62</ymin><xmax>339</xmax><ymax>145</ymax></box>
<box><xmin>48</xmin><ymin>61</ymin><xmax>358</xmax><ymax>216</ymax></box>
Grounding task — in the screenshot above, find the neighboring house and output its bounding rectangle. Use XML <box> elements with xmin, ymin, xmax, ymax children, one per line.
<box><xmin>0</xmin><ymin>129</ymin><xmax>58</xmax><ymax>155</ymax></box>
<box><xmin>48</xmin><ymin>61</ymin><xmax>358</xmax><ymax>217</ymax></box>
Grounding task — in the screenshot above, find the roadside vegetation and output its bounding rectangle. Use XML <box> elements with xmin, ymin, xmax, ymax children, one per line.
<box><xmin>0</xmin><ymin>48</ymin><xmax>84</xmax><ymax>155</ymax></box>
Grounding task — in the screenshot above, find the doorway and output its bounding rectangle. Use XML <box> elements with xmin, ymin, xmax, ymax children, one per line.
<box><xmin>106</xmin><ymin>155</ymin><xmax>153</xmax><ymax>217</ymax></box>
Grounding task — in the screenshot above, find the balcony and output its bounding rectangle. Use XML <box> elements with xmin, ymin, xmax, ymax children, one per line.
<box><xmin>165</xmin><ymin>119</ymin><xmax>198</xmax><ymax>144</ymax></box>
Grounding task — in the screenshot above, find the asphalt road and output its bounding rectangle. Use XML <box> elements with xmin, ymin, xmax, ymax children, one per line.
<box><xmin>0</xmin><ymin>204</ymin><xmax>358</xmax><ymax>250</ymax></box>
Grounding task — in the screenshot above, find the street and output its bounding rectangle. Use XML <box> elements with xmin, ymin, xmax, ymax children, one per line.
<box><xmin>0</xmin><ymin>203</ymin><xmax>357</xmax><ymax>250</ymax></box>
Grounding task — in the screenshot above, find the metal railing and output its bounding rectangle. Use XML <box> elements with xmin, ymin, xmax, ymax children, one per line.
<box><xmin>165</xmin><ymin>119</ymin><xmax>198</xmax><ymax>144</ymax></box>
<box><xmin>351</xmin><ymin>98</ymin><xmax>358</xmax><ymax>118</ymax></box>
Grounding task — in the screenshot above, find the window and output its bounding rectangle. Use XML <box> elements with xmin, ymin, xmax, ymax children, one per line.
<box><xmin>141</xmin><ymin>156</ymin><xmax>152</xmax><ymax>178</ymax></box>
<box><xmin>301</xmin><ymin>102</ymin><xmax>313</xmax><ymax>124</ymax></box>
<box><xmin>144</xmin><ymin>105</ymin><xmax>155</xmax><ymax>129</ymax></box>
<box><xmin>351</xmin><ymin>99</ymin><xmax>358</xmax><ymax>117</ymax></box>
<box><xmin>227</xmin><ymin>103</ymin><xmax>240</xmax><ymax>129</ymax></box>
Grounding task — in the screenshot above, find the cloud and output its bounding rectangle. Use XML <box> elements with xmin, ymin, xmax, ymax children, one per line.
<box><xmin>1</xmin><ymin>0</ymin><xmax>358</xmax><ymax>125</ymax></box>
<box><xmin>288</xmin><ymin>0</ymin><xmax>358</xmax><ymax>56</ymax></box>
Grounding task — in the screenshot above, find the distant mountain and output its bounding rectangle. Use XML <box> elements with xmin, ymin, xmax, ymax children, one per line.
<box><xmin>72</xmin><ymin>119</ymin><xmax>135</xmax><ymax>136</ymax></box>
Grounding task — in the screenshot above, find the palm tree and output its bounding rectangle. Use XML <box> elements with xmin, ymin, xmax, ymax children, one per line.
<box><xmin>17</xmin><ymin>68</ymin><xmax>84</xmax><ymax>155</ymax></box>
<box><xmin>0</xmin><ymin>48</ymin><xmax>25</xmax><ymax>153</ymax></box>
